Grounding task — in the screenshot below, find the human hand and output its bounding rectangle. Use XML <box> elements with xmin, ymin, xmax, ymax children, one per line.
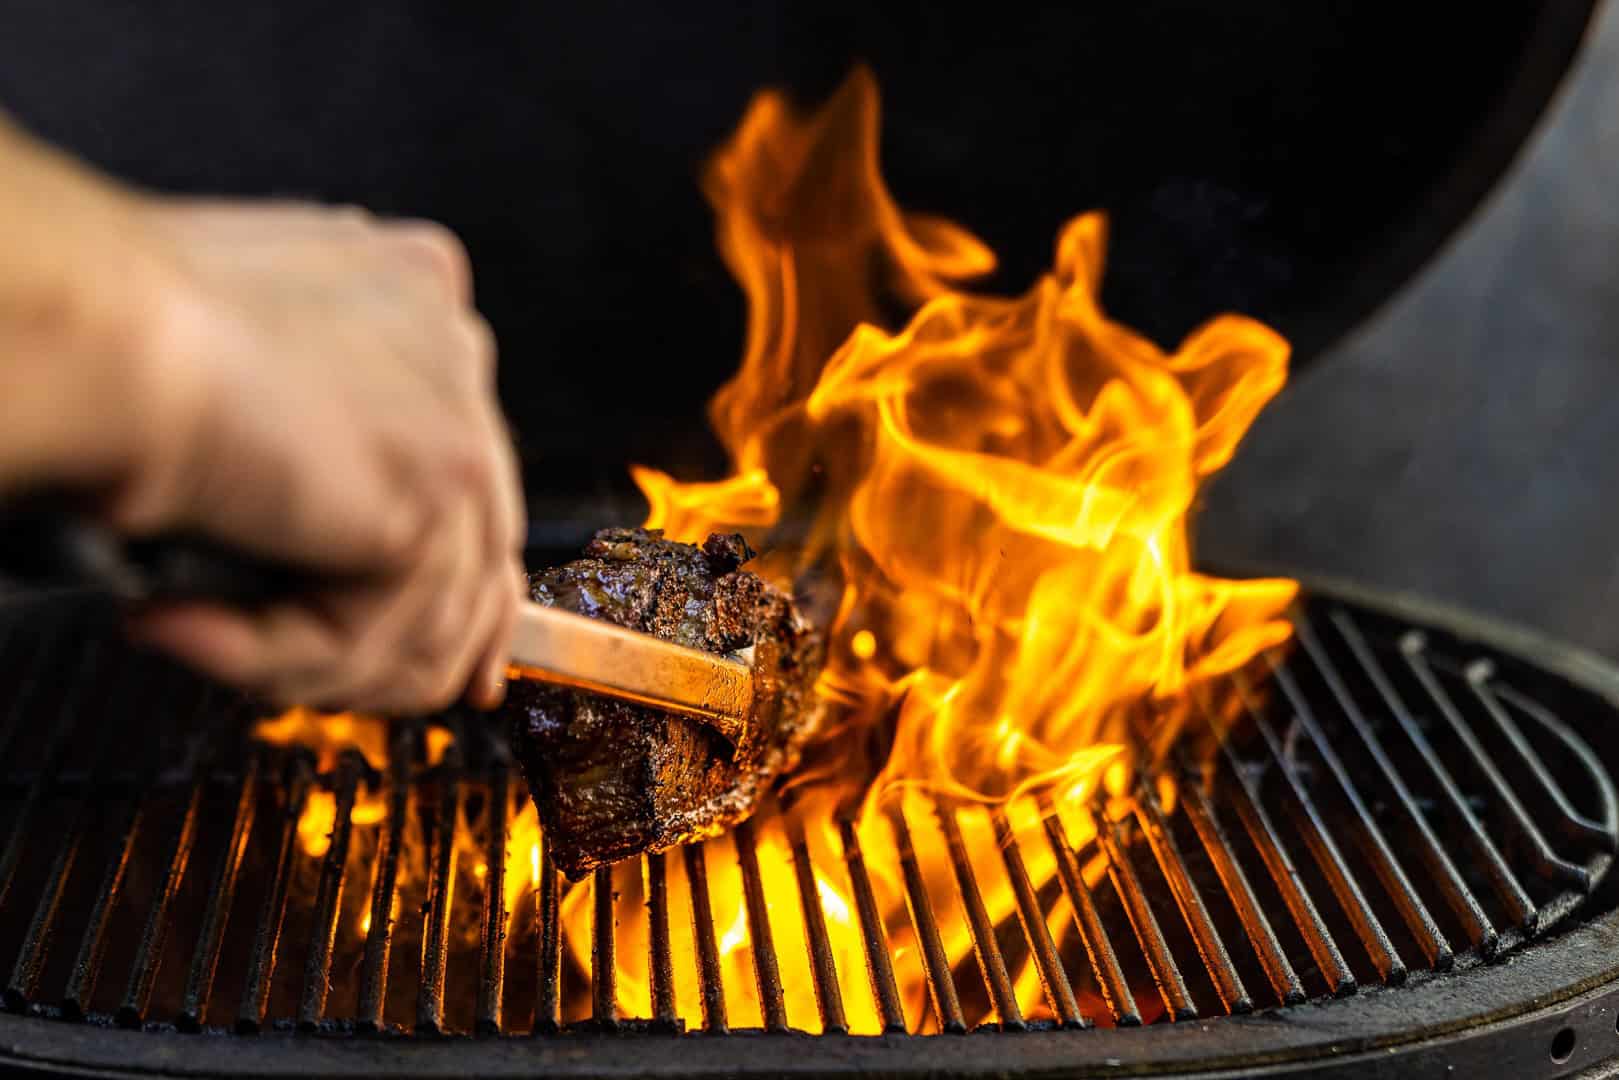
<box><xmin>106</xmin><ymin>198</ymin><xmax>525</xmax><ymax>713</ymax></box>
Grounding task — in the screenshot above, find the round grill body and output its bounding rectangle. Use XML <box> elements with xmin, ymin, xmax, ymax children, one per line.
<box><xmin>0</xmin><ymin>577</ymin><xmax>1616</xmax><ymax>1078</ymax></box>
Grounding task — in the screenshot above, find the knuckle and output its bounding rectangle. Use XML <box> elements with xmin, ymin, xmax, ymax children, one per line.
<box><xmin>397</xmin><ymin>218</ymin><xmax>462</xmax><ymax>255</ymax></box>
<box><xmin>425</xmin><ymin>601</ymin><xmax>464</xmax><ymax>660</ymax></box>
<box><xmin>343</xmin><ymin>635</ymin><xmax>392</xmax><ymax>694</ymax></box>
<box><xmin>461</xmin><ymin>314</ymin><xmax>497</xmax><ymax>371</ymax></box>
<box><xmin>329</xmin><ymin>204</ymin><xmax>374</xmax><ymax>233</ymax></box>
<box><xmin>389</xmin><ymin>220</ymin><xmax>471</xmax><ymax>295</ymax></box>
<box><xmin>442</xmin><ymin>441</ymin><xmax>497</xmax><ymax>498</ymax></box>
<box><xmin>419</xmin><ymin>665</ymin><xmax>464</xmax><ymax>713</ymax></box>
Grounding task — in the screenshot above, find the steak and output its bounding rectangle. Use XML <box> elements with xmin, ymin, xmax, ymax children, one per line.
<box><xmin>504</xmin><ymin>527</ymin><xmax>823</xmax><ymax>879</ymax></box>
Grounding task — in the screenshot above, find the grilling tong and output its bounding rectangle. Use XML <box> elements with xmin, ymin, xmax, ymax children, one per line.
<box><xmin>0</xmin><ymin>509</ymin><xmax>754</xmax><ymax>741</ymax></box>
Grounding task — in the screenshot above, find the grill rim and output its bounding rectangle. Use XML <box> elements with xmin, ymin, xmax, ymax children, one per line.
<box><xmin>3</xmin><ymin>573</ymin><xmax>1619</xmax><ymax>1076</ymax></box>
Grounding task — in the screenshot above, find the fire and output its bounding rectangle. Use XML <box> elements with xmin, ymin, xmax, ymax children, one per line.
<box><xmin>634</xmin><ymin>65</ymin><xmax>1295</xmax><ymax>806</ymax></box>
<box><xmin>247</xmin><ymin>65</ymin><xmax>1297</xmax><ymax>1035</ymax></box>
<box><xmin>251</xmin><ymin>707</ymin><xmax>388</xmax><ymax>773</ymax></box>
<box><xmin>251</xmin><ymin>708</ymin><xmax>449</xmax><ymax>859</ymax></box>
<box><xmin>505</xmin><ymin>801</ymin><xmax>544</xmax><ymax>928</ymax></box>
<box><xmin>619</xmin><ymin>66</ymin><xmax>1294</xmax><ymax>1029</ymax></box>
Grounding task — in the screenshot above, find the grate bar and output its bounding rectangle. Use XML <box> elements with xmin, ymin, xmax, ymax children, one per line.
<box><xmin>476</xmin><ymin>768</ymin><xmax>510</xmax><ymax>1035</ymax></box>
<box><xmin>1295</xmin><ymin>625</ymin><xmax>1495</xmax><ymax>965</ymax></box>
<box><xmin>1216</xmin><ymin>721</ymin><xmax>1355</xmax><ymax>997</ymax></box>
<box><xmin>1402</xmin><ymin>634</ymin><xmax>1588</xmax><ymax>894</ymax></box>
<box><xmin>8</xmin><ymin>669</ymin><xmax>129</xmax><ymax>1014</ymax></box>
<box><xmin>935</xmin><ymin>803</ymin><xmax>1024</xmax><ymax>1030</ymax></box>
<box><xmin>644</xmin><ymin>851</ymin><xmax>678</xmax><ymax>1029</ymax></box>
<box><xmin>63</xmin><ymin>797</ymin><xmax>144</xmax><ymax>1021</ymax></box>
<box><xmin>1038</xmin><ymin>798</ymin><xmax>1139</xmax><ymax>1026</ymax></box>
<box><xmin>1332</xmin><ymin>613</ymin><xmax>1536</xmax><ymax>931</ymax></box>
<box><xmin>887</xmin><ymin>805</ymin><xmax>964</xmax><ymax>1033</ymax></box>
<box><xmin>1468</xmin><ymin>665</ymin><xmax>1615</xmax><ymax>853</ymax></box>
<box><xmin>1173</xmin><ymin>769</ymin><xmax>1303</xmax><ymax>1005</ymax></box>
<box><xmin>591</xmin><ymin>865</ymin><xmax>617</xmax><ymax>1028</ymax></box>
<box><xmin>1493</xmin><ymin>681</ymin><xmax>1619</xmax><ymax>843</ymax></box>
<box><xmin>1132</xmin><ymin>780</ymin><xmax>1251</xmax><ymax>1014</ymax></box>
<box><xmin>0</xmin><ymin>640</ymin><xmax>104</xmax><ymax>909</ymax></box>
<box><xmin>118</xmin><ymin>732</ymin><xmax>209</xmax><ymax>1029</ymax></box>
<box><xmin>733</xmin><ymin>817</ymin><xmax>788</xmax><ymax>1032</ymax></box>
<box><xmin>991</xmin><ymin>809</ymin><xmax>1085</xmax><ymax>1028</ymax></box>
<box><xmin>1270</xmin><ymin>650</ymin><xmax>1452</xmax><ymax>971</ymax></box>
<box><xmin>236</xmin><ymin>756</ymin><xmax>314</xmax><ymax>1033</ymax></box>
<box><xmin>533</xmin><ymin>838</ymin><xmax>562</xmax><ymax>1035</ymax></box>
<box><xmin>356</xmin><ymin>728</ymin><xmax>414</xmax><ymax>1034</ymax></box>
<box><xmin>1093</xmin><ymin>803</ymin><xmax>1197</xmax><ymax>1021</ymax></box>
<box><xmin>683</xmin><ymin>841</ymin><xmax>728</xmax><ymax>1034</ymax></box>
<box><xmin>6</xmin><ymin>595</ymin><xmax>1607</xmax><ymax>1042</ymax></box>
<box><xmin>786</xmin><ymin>807</ymin><xmax>848</xmax><ymax>1034</ymax></box>
<box><xmin>415</xmin><ymin>752</ymin><xmax>463</xmax><ymax>1034</ymax></box>
<box><xmin>4</xmin><ymin>807</ymin><xmax>85</xmax><ymax>1010</ymax></box>
<box><xmin>1299</xmin><ymin>615</ymin><xmax>1497</xmax><ymax>956</ymax></box>
<box><xmin>838</xmin><ymin>817</ymin><xmax>906</xmax><ymax>1033</ymax></box>
<box><xmin>296</xmin><ymin>752</ymin><xmax>364</xmax><ymax>1030</ymax></box>
<box><xmin>177</xmin><ymin>747</ymin><xmax>261</xmax><ymax>1031</ymax></box>
<box><xmin>1239</xmin><ymin>678</ymin><xmax>1405</xmax><ymax>985</ymax></box>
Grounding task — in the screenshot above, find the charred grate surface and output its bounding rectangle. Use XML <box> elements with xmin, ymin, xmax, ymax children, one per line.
<box><xmin>0</xmin><ymin>593</ymin><xmax>1612</xmax><ymax>1041</ymax></box>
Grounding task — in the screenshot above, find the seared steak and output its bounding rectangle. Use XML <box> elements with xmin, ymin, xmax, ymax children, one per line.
<box><xmin>504</xmin><ymin>528</ymin><xmax>822</xmax><ymax>879</ymax></box>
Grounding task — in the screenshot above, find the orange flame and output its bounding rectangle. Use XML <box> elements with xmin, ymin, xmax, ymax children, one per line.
<box><xmin>569</xmin><ymin>66</ymin><xmax>1295</xmax><ymax>1032</ymax></box>
<box><xmin>249</xmin><ymin>66</ymin><xmax>1296</xmax><ymax>1035</ymax></box>
<box><xmin>251</xmin><ymin>708</ymin><xmax>449</xmax><ymax>859</ymax></box>
<box><xmin>634</xmin><ymin>65</ymin><xmax>1296</xmax><ymax>808</ymax></box>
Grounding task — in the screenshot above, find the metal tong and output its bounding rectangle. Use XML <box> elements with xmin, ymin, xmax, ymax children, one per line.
<box><xmin>0</xmin><ymin>506</ymin><xmax>755</xmax><ymax>740</ymax></box>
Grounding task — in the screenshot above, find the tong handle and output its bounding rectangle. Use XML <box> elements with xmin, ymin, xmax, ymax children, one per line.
<box><xmin>0</xmin><ymin>504</ymin><xmax>299</xmax><ymax>606</ymax></box>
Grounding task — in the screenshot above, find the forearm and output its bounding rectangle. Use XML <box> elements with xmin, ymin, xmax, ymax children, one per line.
<box><xmin>0</xmin><ymin>114</ymin><xmax>173</xmax><ymax>502</ymax></box>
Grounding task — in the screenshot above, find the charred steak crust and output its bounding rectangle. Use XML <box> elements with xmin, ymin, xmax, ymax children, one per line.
<box><xmin>505</xmin><ymin>528</ymin><xmax>823</xmax><ymax>879</ymax></box>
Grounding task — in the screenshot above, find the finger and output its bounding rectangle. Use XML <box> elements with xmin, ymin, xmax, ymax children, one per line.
<box><xmin>379</xmin><ymin>498</ymin><xmax>483</xmax><ymax>714</ymax></box>
<box><xmin>362</xmin><ymin>572</ymin><xmax>495</xmax><ymax>716</ymax></box>
<box><xmin>298</xmin><ymin>562</ymin><xmax>443</xmax><ymax>711</ymax></box>
<box><xmin>441</xmin><ymin>556</ymin><xmax>514</xmax><ymax>712</ymax></box>
<box><xmin>467</xmin><ymin>554</ymin><xmax>524</xmax><ymax>710</ymax></box>
<box><xmin>379</xmin><ymin>219</ymin><xmax>473</xmax><ymax>306</ymax></box>
<box><xmin>130</xmin><ymin>601</ymin><xmax>340</xmax><ymax>705</ymax></box>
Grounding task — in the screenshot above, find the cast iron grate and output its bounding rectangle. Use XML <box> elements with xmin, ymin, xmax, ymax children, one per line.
<box><xmin>0</xmin><ymin>592</ymin><xmax>1611</xmax><ymax>1041</ymax></box>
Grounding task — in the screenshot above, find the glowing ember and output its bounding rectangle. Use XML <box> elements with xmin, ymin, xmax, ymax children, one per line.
<box><xmin>251</xmin><ymin>708</ymin><xmax>450</xmax><ymax>858</ymax></box>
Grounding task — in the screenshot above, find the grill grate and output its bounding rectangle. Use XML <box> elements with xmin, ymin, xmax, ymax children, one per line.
<box><xmin>0</xmin><ymin>593</ymin><xmax>1612</xmax><ymax>1043</ymax></box>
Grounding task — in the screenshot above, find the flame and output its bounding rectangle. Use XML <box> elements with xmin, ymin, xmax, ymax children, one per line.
<box><xmin>634</xmin><ymin>65</ymin><xmax>1295</xmax><ymax>808</ymax></box>
<box><xmin>247</xmin><ymin>66</ymin><xmax>1297</xmax><ymax>1034</ymax></box>
<box><xmin>505</xmin><ymin>801</ymin><xmax>544</xmax><ymax>930</ymax></box>
<box><xmin>251</xmin><ymin>708</ymin><xmax>449</xmax><ymax>859</ymax></box>
<box><xmin>251</xmin><ymin>708</ymin><xmax>388</xmax><ymax>773</ymax></box>
<box><xmin>615</xmin><ymin>67</ymin><xmax>1294</xmax><ymax>1029</ymax></box>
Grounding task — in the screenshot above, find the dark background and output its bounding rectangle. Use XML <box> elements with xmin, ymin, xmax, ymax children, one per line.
<box><xmin>1</xmin><ymin>3</ymin><xmax>1612</xmax><ymax>651</ymax></box>
<box><xmin>1200</xmin><ymin>0</ymin><xmax>1619</xmax><ymax>657</ymax></box>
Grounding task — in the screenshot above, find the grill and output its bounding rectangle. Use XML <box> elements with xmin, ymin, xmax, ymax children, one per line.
<box><xmin>1</xmin><ymin>578</ymin><xmax>1618</xmax><ymax>1078</ymax></box>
